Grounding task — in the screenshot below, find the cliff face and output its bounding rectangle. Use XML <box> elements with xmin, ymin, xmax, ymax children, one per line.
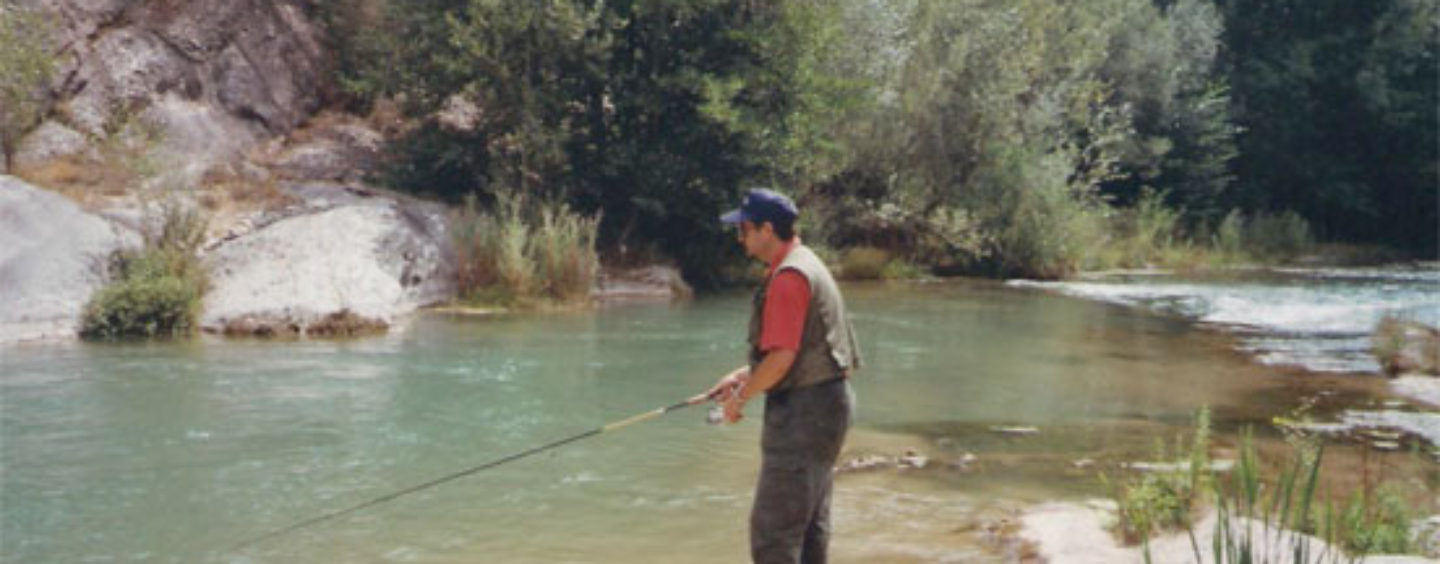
<box><xmin>10</xmin><ymin>0</ymin><xmax>331</xmax><ymax>173</ymax></box>
<box><xmin>0</xmin><ymin>0</ymin><xmax>453</xmax><ymax>342</ymax></box>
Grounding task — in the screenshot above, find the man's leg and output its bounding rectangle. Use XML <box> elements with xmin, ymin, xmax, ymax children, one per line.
<box><xmin>751</xmin><ymin>458</ymin><xmax>816</xmax><ymax>564</ymax></box>
<box><xmin>799</xmin><ymin>466</ymin><xmax>833</xmax><ymax>564</ymax></box>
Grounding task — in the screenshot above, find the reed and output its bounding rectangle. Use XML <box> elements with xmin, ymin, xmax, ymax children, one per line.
<box><xmin>1109</xmin><ymin>410</ymin><xmax>1429</xmax><ymax>563</ymax></box>
<box><xmin>451</xmin><ymin>191</ymin><xmax>599</xmax><ymax>306</ymax></box>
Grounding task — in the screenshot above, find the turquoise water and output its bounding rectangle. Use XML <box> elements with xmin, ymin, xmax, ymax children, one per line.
<box><xmin>0</xmin><ymin>281</ymin><xmax>1383</xmax><ymax>563</ymax></box>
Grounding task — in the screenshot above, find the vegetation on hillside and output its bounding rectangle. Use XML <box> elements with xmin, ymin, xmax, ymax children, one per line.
<box><xmin>317</xmin><ymin>0</ymin><xmax>1438</xmax><ymax>281</ymax></box>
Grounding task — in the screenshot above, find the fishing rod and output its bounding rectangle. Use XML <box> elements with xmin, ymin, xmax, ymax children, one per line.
<box><xmin>231</xmin><ymin>392</ymin><xmax>711</xmax><ymax>552</ymax></box>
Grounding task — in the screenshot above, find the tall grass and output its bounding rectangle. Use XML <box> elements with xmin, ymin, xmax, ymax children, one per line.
<box><xmin>451</xmin><ymin>191</ymin><xmax>599</xmax><ymax>306</ymax></box>
<box><xmin>1110</xmin><ymin>412</ymin><xmax>1430</xmax><ymax>563</ymax></box>
<box><xmin>1096</xmin><ymin>189</ymin><xmax>1184</xmax><ymax>270</ymax></box>
<box><xmin>533</xmin><ymin>200</ymin><xmax>600</xmax><ymax>301</ymax></box>
<box><xmin>80</xmin><ymin>200</ymin><xmax>210</xmax><ymax>339</ymax></box>
<box><xmin>1209</xmin><ymin>209</ymin><xmax>1316</xmax><ymax>264</ymax></box>
<box><xmin>1081</xmin><ymin>204</ymin><xmax>1317</xmax><ymax>273</ymax></box>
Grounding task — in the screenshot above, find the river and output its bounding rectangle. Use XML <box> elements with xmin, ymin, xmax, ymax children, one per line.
<box><xmin>1</xmin><ymin>277</ymin><xmax>1433</xmax><ymax>563</ymax></box>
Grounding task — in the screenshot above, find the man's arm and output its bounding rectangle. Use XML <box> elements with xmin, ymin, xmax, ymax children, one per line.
<box><xmin>722</xmin><ymin>349</ymin><xmax>795</xmax><ymax>423</ymax></box>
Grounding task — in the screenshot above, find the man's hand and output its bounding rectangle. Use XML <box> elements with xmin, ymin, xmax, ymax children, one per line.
<box><xmin>705</xmin><ymin>366</ymin><xmax>750</xmax><ymax>425</ymax></box>
<box><xmin>722</xmin><ymin>387</ymin><xmax>747</xmax><ymax>423</ymax></box>
<box><xmin>706</xmin><ymin>366</ymin><xmax>749</xmax><ymax>401</ymax></box>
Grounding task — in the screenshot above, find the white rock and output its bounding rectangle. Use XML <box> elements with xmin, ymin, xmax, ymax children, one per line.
<box><xmin>201</xmin><ymin>202</ymin><xmax>451</xmax><ymax>333</ymax></box>
<box><xmin>0</xmin><ymin>176</ymin><xmax>137</xmax><ymax>342</ymax></box>
<box><xmin>898</xmin><ymin>450</ymin><xmax>929</xmax><ymax>469</ymax></box>
<box><xmin>1019</xmin><ymin>501</ymin><xmax>1352</xmax><ymax>564</ymax></box>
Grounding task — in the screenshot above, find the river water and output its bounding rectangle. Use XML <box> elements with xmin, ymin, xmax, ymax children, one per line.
<box><xmin>1</xmin><ymin>278</ymin><xmax>1432</xmax><ymax>563</ymax></box>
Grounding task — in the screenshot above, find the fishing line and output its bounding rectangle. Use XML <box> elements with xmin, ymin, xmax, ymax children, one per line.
<box><xmin>230</xmin><ymin>393</ymin><xmax>709</xmax><ymax>552</ymax></box>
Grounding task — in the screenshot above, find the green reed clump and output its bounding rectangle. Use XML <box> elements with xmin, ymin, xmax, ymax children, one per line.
<box><xmin>81</xmin><ymin>201</ymin><xmax>210</xmax><ymax>339</ymax></box>
<box><xmin>532</xmin><ymin>200</ymin><xmax>600</xmax><ymax>303</ymax></box>
<box><xmin>1109</xmin><ymin>408</ymin><xmax>1430</xmax><ymax>563</ymax></box>
<box><xmin>1207</xmin><ymin>208</ymin><xmax>1315</xmax><ymax>264</ymax></box>
<box><xmin>1336</xmin><ymin>484</ymin><xmax>1414</xmax><ymax>555</ymax></box>
<box><xmin>1106</xmin><ymin>407</ymin><xmax>1213</xmax><ymax>548</ymax></box>
<box><xmin>1098</xmin><ymin>189</ymin><xmax>1184</xmax><ymax>270</ymax></box>
<box><xmin>1206</xmin><ymin>428</ymin><xmax>1424</xmax><ymax>563</ymax></box>
<box><xmin>451</xmin><ymin>191</ymin><xmax>599</xmax><ymax>306</ymax></box>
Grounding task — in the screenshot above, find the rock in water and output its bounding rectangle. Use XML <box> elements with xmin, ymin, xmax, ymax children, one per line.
<box><xmin>201</xmin><ymin>200</ymin><xmax>452</xmax><ymax>335</ymax></box>
<box><xmin>0</xmin><ymin>177</ymin><xmax>137</xmax><ymax>342</ymax></box>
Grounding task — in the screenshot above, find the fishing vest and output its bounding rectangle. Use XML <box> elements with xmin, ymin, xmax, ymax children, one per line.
<box><xmin>748</xmin><ymin>244</ymin><xmax>862</xmax><ymax>392</ymax></box>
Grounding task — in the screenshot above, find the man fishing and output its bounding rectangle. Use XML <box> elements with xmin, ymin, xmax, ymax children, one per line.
<box><xmin>707</xmin><ymin>188</ymin><xmax>861</xmax><ymax>564</ymax></box>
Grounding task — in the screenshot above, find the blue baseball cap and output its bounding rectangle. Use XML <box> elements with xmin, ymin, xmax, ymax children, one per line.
<box><xmin>720</xmin><ymin>188</ymin><xmax>798</xmax><ymax>225</ymax></box>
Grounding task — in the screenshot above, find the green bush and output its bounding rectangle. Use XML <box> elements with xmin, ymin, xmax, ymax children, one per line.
<box><xmin>452</xmin><ymin>191</ymin><xmax>599</xmax><ymax>306</ymax></box>
<box><xmin>1245</xmin><ymin>210</ymin><xmax>1314</xmax><ymax>260</ymax></box>
<box><xmin>81</xmin><ymin>203</ymin><xmax>209</xmax><ymax>339</ymax></box>
<box><xmin>839</xmin><ymin>247</ymin><xmax>890</xmax><ymax>280</ymax></box>
<box><xmin>1213</xmin><ymin>208</ymin><xmax>1246</xmax><ymax>259</ymax></box>
<box><xmin>1107</xmin><ymin>407</ymin><xmax>1212</xmax><ymax>544</ymax></box>
<box><xmin>1338</xmin><ymin>485</ymin><xmax>1414</xmax><ymax>554</ymax></box>
<box><xmin>1097</xmin><ymin>189</ymin><xmax>1184</xmax><ymax>270</ymax></box>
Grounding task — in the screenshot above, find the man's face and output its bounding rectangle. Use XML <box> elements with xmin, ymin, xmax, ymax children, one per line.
<box><xmin>735</xmin><ymin>220</ymin><xmax>772</xmax><ymax>260</ymax></box>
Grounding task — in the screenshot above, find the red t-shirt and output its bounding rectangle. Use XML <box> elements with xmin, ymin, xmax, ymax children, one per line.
<box><xmin>759</xmin><ymin>241</ymin><xmax>811</xmax><ymax>352</ymax></box>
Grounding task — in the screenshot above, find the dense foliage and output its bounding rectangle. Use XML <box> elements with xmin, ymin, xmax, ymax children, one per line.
<box><xmin>1218</xmin><ymin>0</ymin><xmax>1438</xmax><ymax>255</ymax></box>
<box><xmin>323</xmin><ymin>0</ymin><xmax>1436</xmax><ymax>282</ymax></box>
<box><xmin>80</xmin><ymin>204</ymin><xmax>210</xmax><ymax>340</ymax></box>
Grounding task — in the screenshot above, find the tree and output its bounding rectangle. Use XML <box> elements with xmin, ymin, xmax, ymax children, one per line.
<box><xmin>1217</xmin><ymin>0</ymin><xmax>1438</xmax><ymax>254</ymax></box>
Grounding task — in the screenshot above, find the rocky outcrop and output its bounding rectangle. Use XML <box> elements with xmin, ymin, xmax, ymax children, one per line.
<box><xmin>14</xmin><ymin>0</ymin><xmax>331</xmax><ymax>177</ymax></box>
<box><xmin>594</xmin><ymin>265</ymin><xmax>693</xmax><ymax>301</ymax></box>
<box><xmin>261</xmin><ymin>112</ymin><xmax>385</xmax><ymax>184</ymax></box>
<box><xmin>201</xmin><ymin>187</ymin><xmax>453</xmax><ymax>335</ymax></box>
<box><xmin>0</xmin><ymin>176</ymin><xmax>137</xmax><ymax>343</ymax></box>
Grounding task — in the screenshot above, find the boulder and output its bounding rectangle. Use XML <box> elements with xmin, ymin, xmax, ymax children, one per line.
<box><xmin>201</xmin><ymin>196</ymin><xmax>453</xmax><ymax>335</ymax></box>
<box><xmin>0</xmin><ymin>176</ymin><xmax>137</xmax><ymax>343</ymax></box>
<box><xmin>12</xmin><ymin>121</ymin><xmax>91</xmax><ymax>169</ymax></box>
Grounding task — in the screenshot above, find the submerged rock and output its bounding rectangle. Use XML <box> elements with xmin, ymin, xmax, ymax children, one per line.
<box><xmin>836</xmin><ymin>454</ymin><xmax>894</xmax><ymax>473</ymax></box>
<box><xmin>1373</xmin><ymin>317</ymin><xmax>1440</xmax><ymax>376</ymax></box>
<box><xmin>989</xmin><ymin>426</ymin><xmax>1040</xmax><ymax>437</ymax></box>
<box><xmin>0</xmin><ymin>177</ymin><xmax>137</xmax><ymax>343</ymax></box>
<box><xmin>897</xmin><ymin>450</ymin><xmax>929</xmax><ymax>469</ymax></box>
